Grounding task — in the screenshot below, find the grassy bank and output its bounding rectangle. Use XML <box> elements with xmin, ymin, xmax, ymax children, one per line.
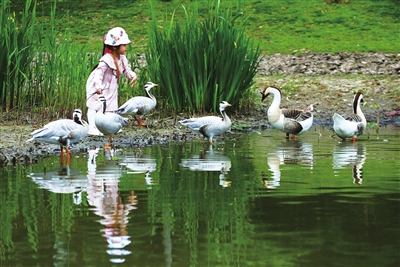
<box><xmin>9</xmin><ymin>0</ymin><xmax>399</xmax><ymax>53</ymax></box>
<box><xmin>2</xmin><ymin>0</ymin><xmax>399</xmax><ymax>120</ymax></box>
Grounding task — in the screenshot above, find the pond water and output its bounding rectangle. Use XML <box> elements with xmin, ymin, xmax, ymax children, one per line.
<box><xmin>1</xmin><ymin>126</ymin><xmax>399</xmax><ymax>267</ymax></box>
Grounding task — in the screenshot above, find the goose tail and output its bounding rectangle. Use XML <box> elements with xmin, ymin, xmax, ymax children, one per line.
<box><xmin>333</xmin><ymin>113</ymin><xmax>346</xmax><ymax>123</ymax></box>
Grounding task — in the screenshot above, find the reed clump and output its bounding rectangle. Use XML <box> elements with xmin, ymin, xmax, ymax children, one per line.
<box><xmin>1</xmin><ymin>0</ymin><xmax>98</xmax><ymax>121</ymax></box>
<box><xmin>146</xmin><ymin>1</ymin><xmax>261</xmax><ymax>113</ymax></box>
<box><xmin>0</xmin><ymin>0</ymin><xmax>36</xmax><ymax>113</ymax></box>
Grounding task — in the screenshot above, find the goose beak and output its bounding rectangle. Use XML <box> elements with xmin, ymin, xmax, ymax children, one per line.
<box><xmin>261</xmin><ymin>92</ymin><xmax>269</xmax><ymax>102</ymax></box>
<box><xmin>153</xmin><ymin>83</ymin><xmax>158</xmax><ymax>87</ymax></box>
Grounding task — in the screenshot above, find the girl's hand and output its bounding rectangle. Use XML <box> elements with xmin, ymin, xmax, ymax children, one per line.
<box><xmin>129</xmin><ymin>77</ymin><xmax>137</xmax><ymax>87</ymax></box>
<box><xmin>95</xmin><ymin>89</ymin><xmax>102</xmax><ymax>94</ymax></box>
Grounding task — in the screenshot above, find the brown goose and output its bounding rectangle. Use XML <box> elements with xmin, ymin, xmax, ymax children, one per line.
<box><xmin>332</xmin><ymin>92</ymin><xmax>366</xmax><ymax>142</ymax></box>
<box><xmin>261</xmin><ymin>86</ymin><xmax>313</xmax><ymax>139</ymax></box>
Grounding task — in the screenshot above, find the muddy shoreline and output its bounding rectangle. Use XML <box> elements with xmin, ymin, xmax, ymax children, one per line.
<box><xmin>1</xmin><ymin>52</ymin><xmax>399</xmax><ymax>166</ymax></box>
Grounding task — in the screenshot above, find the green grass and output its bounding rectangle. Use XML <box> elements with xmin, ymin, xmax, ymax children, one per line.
<box><xmin>9</xmin><ymin>0</ymin><xmax>399</xmax><ymax>54</ymax></box>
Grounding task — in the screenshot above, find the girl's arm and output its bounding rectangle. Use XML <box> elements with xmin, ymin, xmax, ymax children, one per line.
<box><xmin>121</xmin><ymin>55</ymin><xmax>138</xmax><ymax>85</ymax></box>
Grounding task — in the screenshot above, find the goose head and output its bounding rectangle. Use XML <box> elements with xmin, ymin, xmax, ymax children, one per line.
<box><xmin>261</xmin><ymin>86</ymin><xmax>281</xmax><ymax>102</ymax></box>
<box><xmin>98</xmin><ymin>94</ymin><xmax>106</xmax><ymax>102</ymax></box>
<box><xmin>219</xmin><ymin>101</ymin><xmax>232</xmax><ymax>111</ymax></box>
<box><xmin>144</xmin><ymin>82</ymin><xmax>158</xmax><ymax>92</ymax></box>
<box><xmin>73</xmin><ymin>109</ymin><xmax>83</xmax><ymax>125</ymax></box>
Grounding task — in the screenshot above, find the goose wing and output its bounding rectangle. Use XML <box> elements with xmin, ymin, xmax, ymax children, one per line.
<box><xmin>282</xmin><ymin>105</ymin><xmax>313</xmax><ymax>135</ymax></box>
<box><xmin>282</xmin><ymin>119</ymin><xmax>304</xmax><ymax>135</ymax></box>
<box><xmin>96</xmin><ymin>113</ymin><xmax>128</xmax><ymax>135</ymax></box>
<box><xmin>106</xmin><ymin>112</ymin><xmax>129</xmax><ymax>126</ymax></box>
<box><xmin>179</xmin><ymin>116</ymin><xmax>221</xmax><ymax>131</ymax></box>
<box><xmin>343</xmin><ymin>114</ymin><xmax>364</xmax><ymax>123</ymax></box>
<box><xmin>282</xmin><ymin>104</ymin><xmax>313</xmax><ymax>121</ymax></box>
<box><xmin>60</xmin><ymin>121</ymin><xmax>89</xmax><ymax>145</ymax></box>
<box><xmin>199</xmin><ymin>118</ymin><xmax>231</xmax><ymax>137</ymax></box>
<box><xmin>282</xmin><ymin>109</ymin><xmax>303</xmax><ymax>120</ymax></box>
<box><xmin>117</xmin><ymin>97</ymin><xmax>154</xmax><ymax>115</ymax></box>
<box><xmin>29</xmin><ymin>119</ymin><xmax>80</xmax><ymax>141</ymax></box>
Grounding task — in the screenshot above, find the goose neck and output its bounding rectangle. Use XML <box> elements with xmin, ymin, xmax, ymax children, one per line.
<box><xmin>270</xmin><ymin>90</ymin><xmax>281</xmax><ymax>109</ymax></box>
<box><xmin>146</xmin><ymin>89</ymin><xmax>155</xmax><ymax>101</ymax></box>
<box><xmin>356</xmin><ymin>103</ymin><xmax>366</xmax><ymax>125</ymax></box>
<box><xmin>102</xmin><ymin>100</ymin><xmax>107</xmax><ymax>114</ymax></box>
<box><xmin>74</xmin><ymin>115</ymin><xmax>82</xmax><ymax>125</ymax></box>
<box><xmin>221</xmin><ymin>109</ymin><xmax>230</xmax><ymax>122</ymax></box>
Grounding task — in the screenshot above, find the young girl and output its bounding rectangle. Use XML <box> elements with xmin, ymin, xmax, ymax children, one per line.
<box><xmin>86</xmin><ymin>27</ymin><xmax>137</xmax><ymax>135</ymax></box>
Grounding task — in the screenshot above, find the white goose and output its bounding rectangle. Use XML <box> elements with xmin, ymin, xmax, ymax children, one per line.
<box><xmin>115</xmin><ymin>82</ymin><xmax>158</xmax><ymax>127</ymax></box>
<box><xmin>261</xmin><ymin>86</ymin><xmax>313</xmax><ymax>139</ymax></box>
<box><xmin>179</xmin><ymin>101</ymin><xmax>232</xmax><ymax>145</ymax></box>
<box><xmin>95</xmin><ymin>95</ymin><xmax>128</xmax><ymax>148</ymax></box>
<box><xmin>27</xmin><ymin>108</ymin><xmax>89</xmax><ymax>162</ymax></box>
<box><xmin>333</xmin><ymin>92</ymin><xmax>366</xmax><ymax>142</ymax></box>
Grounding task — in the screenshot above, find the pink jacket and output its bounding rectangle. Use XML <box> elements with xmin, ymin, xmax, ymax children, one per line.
<box><xmin>86</xmin><ymin>53</ymin><xmax>137</xmax><ymax>111</ymax></box>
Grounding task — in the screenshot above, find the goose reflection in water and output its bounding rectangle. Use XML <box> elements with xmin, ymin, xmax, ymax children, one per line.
<box><xmin>180</xmin><ymin>145</ymin><xmax>232</xmax><ymax>187</ymax></box>
<box><xmin>29</xmin><ymin>165</ymin><xmax>87</xmax><ymax>204</ymax></box>
<box><xmin>262</xmin><ymin>140</ymin><xmax>314</xmax><ymax>189</ymax></box>
<box><xmin>118</xmin><ymin>154</ymin><xmax>157</xmax><ymax>186</ymax></box>
<box><xmin>333</xmin><ymin>142</ymin><xmax>366</xmax><ymax>185</ymax></box>
<box><xmin>86</xmin><ymin>148</ymin><xmax>137</xmax><ymax>263</ymax></box>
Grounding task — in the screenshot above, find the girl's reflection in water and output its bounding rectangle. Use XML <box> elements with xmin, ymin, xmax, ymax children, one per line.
<box><xmin>86</xmin><ymin>148</ymin><xmax>137</xmax><ymax>263</ymax></box>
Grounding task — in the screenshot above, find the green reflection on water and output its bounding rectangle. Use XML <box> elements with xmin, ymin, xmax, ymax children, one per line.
<box><xmin>1</xmin><ymin>126</ymin><xmax>399</xmax><ymax>266</ymax></box>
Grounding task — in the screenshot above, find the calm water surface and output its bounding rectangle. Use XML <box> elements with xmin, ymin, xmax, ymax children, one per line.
<box><xmin>1</xmin><ymin>126</ymin><xmax>399</xmax><ymax>267</ymax></box>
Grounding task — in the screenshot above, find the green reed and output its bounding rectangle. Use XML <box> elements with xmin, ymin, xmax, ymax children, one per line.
<box><xmin>1</xmin><ymin>0</ymin><xmax>150</xmax><ymax>122</ymax></box>
<box><xmin>26</xmin><ymin>2</ymin><xmax>97</xmax><ymax>119</ymax></box>
<box><xmin>0</xmin><ymin>0</ymin><xmax>36</xmax><ymax>113</ymax></box>
<box><xmin>146</xmin><ymin>0</ymin><xmax>261</xmax><ymax>113</ymax></box>
<box><xmin>0</xmin><ymin>0</ymin><xmax>99</xmax><ymax>121</ymax></box>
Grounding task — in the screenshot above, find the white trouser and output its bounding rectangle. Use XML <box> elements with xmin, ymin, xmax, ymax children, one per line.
<box><xmin>87</xmin><ymin>108</ymin><xmax>97</xmax><ymax>128</ymax></box>
<box><xmin>87</xmin><ymin>108</ymin><xmax>103</xmax><ymax>135</ymax></box>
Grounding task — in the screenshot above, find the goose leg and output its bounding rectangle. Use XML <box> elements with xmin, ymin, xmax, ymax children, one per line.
<box><xmin>60</xmin><ymin>145</ymin><xmax>64</xmax><ymax>158</ymax></box>
<box><xmin>105</xmin><ymin>147</ymin><xmax>113</xmax><ymax>159</ymax></box>
<box><xmin>103</xmin><ymin>136</ymin><xmax>113</xmax><ymax>149</ymax></box>
<box><xmin>135</xmin><ymin>116</ymin><xmax>147</xmax><ymax>127</ymax></box>
<box><xmin>66</xmin><ymin>147</ymin><xmax>71</xmax><ymax>157</ymax></box>
<box><xmin>60</xmin><ymin>145</ymin><xmax>65</xmax><ymax>165</ymax></box>
<box><xmin>66</xmin><ymin>147</ymin><xmax>71</xmax><ymax>166</ymax></box>
<box><xmin>60</xmin><ymin>154</ymin><xmax>64</xmax><ymax>166</ymax></box>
